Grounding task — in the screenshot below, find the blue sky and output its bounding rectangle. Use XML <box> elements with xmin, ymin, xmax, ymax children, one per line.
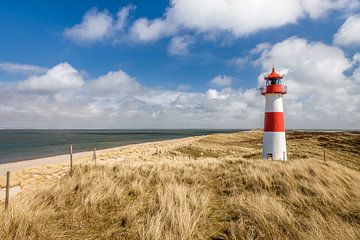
<box><xmin>0</xmin><ymin>0</ymin><xmax>359</xmax><ymax>129</ymax></box>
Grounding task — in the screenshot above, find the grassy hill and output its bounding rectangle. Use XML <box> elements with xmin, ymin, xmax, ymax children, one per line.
<box><xmin>0</xmin><ymin>130</ymin><xmax>359</xmax><ymax>239</ymax></box>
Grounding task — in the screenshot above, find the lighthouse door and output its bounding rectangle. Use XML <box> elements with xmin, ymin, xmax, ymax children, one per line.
<box><xmin>267</xmin><ymin>153</ymin><xmax>273</xmax><ymax>160</ymax></box>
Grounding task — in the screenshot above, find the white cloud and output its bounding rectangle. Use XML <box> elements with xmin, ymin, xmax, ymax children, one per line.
<box><xmin>167</xmin><ymin>35</ymin><xmax>194</xmax><ymax>56</ymax></box>
<box><xmin>207</xmin><ymin>89</ymin><xmax>228</xmax><ymax>100</ymax></box>
<box><xmin>129</xmin><ymin>0</ymin><xmax>359</xmax><ymax>42</ymax></box>
<box><xmin>254</xmin><ymin>37</ymin><xmax>359</xmax><ymax>129</ymax></box>
<box><xmin>334</xmin><ymin>15</ymin><xmax>360</xmax><ymax>46</ymax></box>
<box><xmin>64</xmin><ymin>6</ymin><xmax>134</xmax><ymax>42</ymax></box>
<box><xmin>300</xmin><ymin>0</ymin><xmax>358</xmax><ymax>18</ymax></box>
<box><xmin>1</xmin><ymin>38</ymin><xmax>360</xmax><ymax>129</ymax></box>
<box><xmin>130</xmin><ymin>18</ymin><xmax>176</xmax><ymax>42</ymax></box>
<box><xmin>210</xmin><ymin>75</ymin><xmax>233</xmax><ymax>87</ymax></box>
<box><xmin>89</xmin><ymin>70</ymin><xmax>142</xmax><ymax>94</ymax></box>
<box><xmin>0</xmin><ymin>62</ymin><xmax>263</xmax><ymax>128</ymax></box>
<box><xmin>64</xmin><ymin>8</ymin><xmax>113</xmax><ymax>42</ymax></box>
<box><xmin>0</xmin><ymin>62</ymin><xmax>47</xmax><ymax>74</ymax></box>
<box><xmin>17</xmin><ymin>62</ymin><xmax>84</xmax><ymax>92</ymax></box>
<box><xmin>114</xmin><ymin>5</ymin><xmax>135</xmax><ymax>31</ymax></box>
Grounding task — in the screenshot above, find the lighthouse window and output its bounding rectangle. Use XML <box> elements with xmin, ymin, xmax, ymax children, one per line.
<box><xmin>271</xmin><ymin>79</ymin><xmax>281</xmax><ymax>85</ymax></box>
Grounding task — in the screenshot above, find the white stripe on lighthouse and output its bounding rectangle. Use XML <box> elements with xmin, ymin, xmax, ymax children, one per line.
<box><xmin>262</xmin><ymin>132</ymin><xmax>287</xmax><ymax>160</ymax></box>
<box><xmin>265</xmin><ymin>94</ymin><xmax>284</xmax><ymax>112</ymax></box>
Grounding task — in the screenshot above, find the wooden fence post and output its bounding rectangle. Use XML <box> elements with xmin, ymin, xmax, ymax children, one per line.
<box><xmin>93</xmin><ymin>147</ymin><xmax>97</xmax><ymax>165</ymax></box>
<box><xmin>70</xmin><ymin>145</ymin><xmax>73</xmax><ymax>176</ymax></box>
<box><xmin>5</xmin><ymin>171</ymin><xmax>10</xmax><ymax>210</ymax></box>
<box><xmin>323</xmin><ymin>149</ymin><xmax>326</xmax><ymax>162</ymax></box>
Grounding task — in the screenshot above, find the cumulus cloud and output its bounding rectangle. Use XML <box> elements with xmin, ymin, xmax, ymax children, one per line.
<box><xmin>352</xmin><ymin>52</ymin><xmax>360</xmax><ymax>64</ymax></box>
<box><xmin>130</xmin><ymin>18</ymin><xmax>176</xmax><ymax>42</ymax></box>
<box><xmin>0</xmin><ymin>62</ymin><xmax>263</xmax><ymax>128</ymax></box>
<box><xmin>17</xmin><ymin>62</ymin><xmax>84</xmax><ymax>92</ymax></box>
<box><xmin>0</xmin><ymin>62</ymin><xmax>47</xmax><ymax>74</ymax></box>
<box><xmin>64</xmin><ymin>6</ymin><xmax>134</xmax><ymax>42</ymax></box>
<box><xmin>115</xmin><ymin>5</ymin><xmax>136</xmax><ymax>31</ymax></box>
<box><xmin>334</xmin><ymin>14</ymin><xmax>360</xmax><ymax>46</ymax></box>
<box><xmin>89</xmin><ymin>70</ymin><xmax>142</xmax><ymax>94</ymax></box>
<box><xmin>1</xmin><ymin>36</ymin><xmax>360</xmax><ymax>129</ymax></box>
<box><xmin>207</xmin><ymin>89</ymin><xmax>228</xmax><ymax>100</ymax></box>
<box><xmin>254</xmin><ymin>37</ymin><xmax>359</xmax><ymax>129</ymax></box>
<box><xmin>64</xmin><ymin>8</ymin><xmax>113</xmax><ymax>42</ymax></box>
<box><xmin>210</xmin><ymin>75</ymin><xmax>233</xmax><ymax>87</ymax></box>
<box><xmin>300</xmin><ymin>0</ymin><xmax>358</xmax><ymax>18</ymax></box>
<box><xmin>129</xmin><ymin>0</ymin><xmax>359</xmax><ymax>42</ymax></box>
<box><xmin>167</xmin><ymin>35</ymin><xmax>194</xmax><ymax>56</ymax></box>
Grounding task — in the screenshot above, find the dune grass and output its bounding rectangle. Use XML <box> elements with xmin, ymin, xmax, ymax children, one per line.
<box><xmin>0</xmin><ymin>130</ymin><xmax>359</xmax><ymax>239</ymax></box>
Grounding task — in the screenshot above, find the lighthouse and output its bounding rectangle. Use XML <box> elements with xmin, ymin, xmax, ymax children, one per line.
<box><xmin>260</xmin><ymin>67</ymin><xmax>287</xmax><ymax>161</ymax></box>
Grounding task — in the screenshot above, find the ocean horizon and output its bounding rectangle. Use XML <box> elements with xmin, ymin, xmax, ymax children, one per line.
<box><xmin>0</xmin><ymin>129</ymin><xmax>244</xmax><ymax>164</ymax></box>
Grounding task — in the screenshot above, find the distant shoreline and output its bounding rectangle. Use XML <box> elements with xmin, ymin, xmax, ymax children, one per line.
<box><xmin>0</xmin><ymin>136</ymin><xmax>199</xmax><ymax>176</ymax></box>
<box><xmin>0</xmin><ymin>129</ymin><xmax>243</xmax><ymax>164</ymax></box>
<box><xmin>0</xmin><ymin>129</ymin><xmax>360</xmax><ymax>169</ymax></box>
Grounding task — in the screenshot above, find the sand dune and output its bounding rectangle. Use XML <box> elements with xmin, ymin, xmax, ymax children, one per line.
<box><xmin>0</xmin><ymin>135</ymin><xmax>206</xmax><ymax>199</ymax></box>
<box><xmin>0</xmin><ymin>130</ymin><xmax>359</xmax><ymax>239</ymax></box>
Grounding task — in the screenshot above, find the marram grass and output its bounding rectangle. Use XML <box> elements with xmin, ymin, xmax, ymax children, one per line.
<box><xmin>0</xmin><ymin>131</ymin><xmax>359</xmax><ymax>240</ymax></box>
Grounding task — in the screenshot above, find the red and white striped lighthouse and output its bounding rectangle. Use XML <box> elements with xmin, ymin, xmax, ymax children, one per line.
<box><xmin>260</xmin><ymin>67</ymin><xmax>287</xmax><ymax>161</ymax></box>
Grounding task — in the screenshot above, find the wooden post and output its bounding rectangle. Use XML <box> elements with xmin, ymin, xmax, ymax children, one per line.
<box><xmin>323</xmin><ymin>149</ymin><xmax>326</xmax><ymax>162</ymax></box>
<box><xmin>93</xmin><ymin>147</ymin><xmax>97</xmax><ymax>165</ymax></box>
<box><xmin>156</xmin><ymin>146</ymin><xmax>160</xmax><ymax>155</ymax></box>
<box><xmin>5</xmin><ymin>171</ymin><xmax>10</xmax><ymax>210</ymax></box>
<box><xmin>70</xmin><ymin>145</ymin><xmax>73</xmax><ymax>176</ymax></box>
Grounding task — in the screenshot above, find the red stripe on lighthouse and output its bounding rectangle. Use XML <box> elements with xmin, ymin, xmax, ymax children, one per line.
<box><xmin>264</xmin><ymin>112</ymin><xmax>285</xmax><ymax>132</ymax></box>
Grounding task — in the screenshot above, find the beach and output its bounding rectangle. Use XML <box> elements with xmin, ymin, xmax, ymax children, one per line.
<box><xmin>0</xmin><ymin>130</ymin><xmax>359</xmax><ymax>239</ymax></box>
<box><xmin>1</xmin><ymin>129</ymin><xmax>359</xmax><ymax>201</ymax></box>
<box><xmin>0</xmin><ymin>134</ymin><xmax>208</xmax><ymax>199</ymax></box>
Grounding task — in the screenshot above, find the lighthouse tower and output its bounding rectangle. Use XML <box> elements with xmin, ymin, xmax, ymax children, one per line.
<box><xmin>260</xmin><ymin>67</ymin><xmax>287</xmax><ymax>161</ymax></box>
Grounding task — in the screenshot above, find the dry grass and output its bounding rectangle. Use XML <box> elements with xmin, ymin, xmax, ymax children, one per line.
<box><xmin>0</xmin><ymin>130</ymin><xmax>359</xmax><ymax>239</ymax></box>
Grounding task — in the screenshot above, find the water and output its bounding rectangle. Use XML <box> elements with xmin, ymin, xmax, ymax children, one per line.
<box><xmin>0</xmin><ymin>129</ymin><xmax>244</xmax><ymax>163</ymax></box>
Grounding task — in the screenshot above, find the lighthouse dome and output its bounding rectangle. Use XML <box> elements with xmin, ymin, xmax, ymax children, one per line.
<box><xmin>264</xmin><ymin>67</ymin><xmax>283</xmax><ymax>80</ymax></box>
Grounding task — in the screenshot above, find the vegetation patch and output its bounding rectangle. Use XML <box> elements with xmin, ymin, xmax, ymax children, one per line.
<box><xmin>0</xmin><ymin>130</ymin><xmax>359</xmax><ymax>239</ymax></box>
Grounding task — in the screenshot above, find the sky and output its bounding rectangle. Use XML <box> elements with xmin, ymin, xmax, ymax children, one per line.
<box><xmin>0</xmin><ymin>0</ymin><xmax>359</xmax><ymax>129</ymax></box>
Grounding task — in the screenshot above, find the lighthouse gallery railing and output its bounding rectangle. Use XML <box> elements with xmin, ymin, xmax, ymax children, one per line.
<box><xmin>260</xmin><ymin>85</ymin><xmax>287</xmax><ymax>95</ymax></box>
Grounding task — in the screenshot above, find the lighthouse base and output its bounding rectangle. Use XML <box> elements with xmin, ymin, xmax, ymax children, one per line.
<box><xmin>262</xmin><ymin>132</ymin><xmax>287</xmax><ymax>161</ymax></box>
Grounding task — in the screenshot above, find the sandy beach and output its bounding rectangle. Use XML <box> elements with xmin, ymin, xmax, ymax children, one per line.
<box><xmin>0</xmin><ymin>130</ymin><xmax>359</xmax><ymax>239</ymax></box>
<box><xmin>0</xmin><ymin>135</ymin><xmax>206</xmax><ymax>200</ymax></box>
<box><xmin>1</xmin><ymin>129</ymin><xmax>359</xmax><ymax>201</ymax></box>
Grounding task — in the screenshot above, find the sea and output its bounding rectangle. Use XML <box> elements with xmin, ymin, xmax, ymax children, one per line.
<box><xmin>0</xmin><ymin>129</ymin><xmax>244</xmax><ymax>164</ymax></box>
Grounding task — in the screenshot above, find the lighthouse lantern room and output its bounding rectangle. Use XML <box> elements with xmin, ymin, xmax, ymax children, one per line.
<box><xmin>260</xmin><ymin>67</ymin><xmax>287</xmax><ymax>161</ymax></box>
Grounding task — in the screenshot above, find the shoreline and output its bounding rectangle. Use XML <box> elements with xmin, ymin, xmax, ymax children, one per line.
<box><xmin>2</xmin><ymin>128</ymin><xmax>358</xmax><ymax>176</ymax></box>
<box><xmin>0</xmin><ymin>129</ymin><xmax>245</xmax><ymax>165</ymax></box>
<box><xmin>1</xmin><ymin>129</ymin><xmax>358</xmax><ymax>201</ymax></box>
<box><xmin>2</xmin><ymin>129</ymin><xmax>356</xmax><ymax>166</ymax></box>
<box><xmin>0</xmin><ymin>135</ymin><xmax>205</xmax><ymax>176</ymax></box>
<box><xmin>0</xmin><ymin>135</ymin><xmax>208</xmax><ymax>200</ymax></box>
<box><xmin>0</xmin><ymin>150</ymin><xmax>92</xmax><ymax>177</ymax></box>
